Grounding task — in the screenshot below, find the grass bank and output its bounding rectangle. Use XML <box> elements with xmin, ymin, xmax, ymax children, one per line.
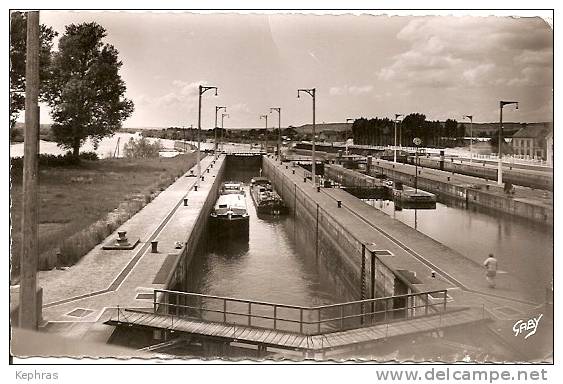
<box><xmin>10</xmin><ymin>153</ymin><xmax>198</xmax><ymax>282</ymax></box>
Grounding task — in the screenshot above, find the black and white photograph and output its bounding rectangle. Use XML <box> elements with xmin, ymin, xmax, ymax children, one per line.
<box><xmin>6</xmin><ymin>4</ymin><xmax>557</xmax><ymax>380</ymax></box>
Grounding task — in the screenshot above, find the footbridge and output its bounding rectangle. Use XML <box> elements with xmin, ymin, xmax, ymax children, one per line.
<box><xmin>106</xmin><ymin>288</ymin><xmax>487</xmax><ymax>357</ymax></box>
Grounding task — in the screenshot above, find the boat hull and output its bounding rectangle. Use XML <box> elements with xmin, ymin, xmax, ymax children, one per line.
<box><xmin>209</xmin><ymin>216</ymin><xmax>249</xmax><ymax>239</ymax></box>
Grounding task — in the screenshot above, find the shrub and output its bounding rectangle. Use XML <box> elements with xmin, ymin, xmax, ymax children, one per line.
<box><xmin>123</xmin><ymin>137</ymin><xmax>163</xmax><ymax>158</ymax></box>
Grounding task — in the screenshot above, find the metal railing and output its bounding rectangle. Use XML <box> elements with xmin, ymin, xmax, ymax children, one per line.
<box><xmin>150</xmin><ymin>288</ymin><xmax>449</xmax><ymax>336</ymax></box>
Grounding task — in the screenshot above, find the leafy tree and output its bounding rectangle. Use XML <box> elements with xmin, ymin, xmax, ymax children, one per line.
<box><xmin>444</xmin><ymin>119</ymin><xmax>458</xmax><ymax>138</ymax></box>
<box><xmin>123</xmin><ymin>137</ymin><xmax>162</xmax><ymax>158</ymax></box>
<box><xmin>9</xmin><ymin>11</ymin><xmax>57</xmax><ymax>128</ymax></box>
<box><xmin>44</xmin><ymin>22</ymin><xmax>134</xmax><ymax>158</ymax></box>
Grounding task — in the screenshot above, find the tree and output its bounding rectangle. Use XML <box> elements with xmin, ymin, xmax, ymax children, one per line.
<box><xmin>444</xmin><ymin>119</ymin><xmax>458</xmax><ymax>138</ymax></box>
<box><xmin>123</xmin><ymin>137</ymin><xmax>162</xmax><ymax>159</ymax></box>
<box><xmin>9</xmin><ymin>11</ymin><xmax>57</xmax><ymax>128</ymax></box>
<box><xmin>44</xmin><ymin>22</ymin><xmax>134</xmax><ymax>158</ymax></box>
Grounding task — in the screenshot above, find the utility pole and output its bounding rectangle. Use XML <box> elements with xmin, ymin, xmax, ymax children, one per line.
<box><xmin>197</xmin><ymin>85</ymin><xmax>218</xmax><ymax>186</ymax></box>
<box><xmin>498</xmin><ymin>101</ymin><xmax>518</xmax><ymax>185</ymax></box>
<box><xmin>19</xmin><ymin>11</ymin><xmax>40</xmax><ymax>330</ymax></box>
<box><xmin>182</xmin><ymin>125</ymin><xmax>186</xmax><ymax>152</ymax></box>
<box><xmin>260</xmin><ymin>114</ymin><xmax>268</xmax><ymax>153</ymax></box>
<box><xmin>221</xmin><ymin>113</ymin><xmax>229</xmax><ymax>152</ymax></box>
<box><xmin>298</xmin><ymin>88</ymin><xmax>316</xmax><ymax>186</ymax></box>
<box><xmin>346</xmin><ymin>118</ymin><xmax>354</xmax><ymax>155</ymax></box>
<box><xmin>393</xmin><ymin>114</ymin><xmax>403</xmax><ymax>163</ymax></box>
<box><xmin>214</xmin><ymin>106</ymin><xmax>226</xmax><ymax>158</ymax></box>
<box><xmin>270</xmin><ymin>107</ymin><xmax>281</xmax><ymax>157</ymax></box>
<box><xmin>463</xmin><ymin>115</ymin><xmax>473</xmax><ymax>164</ymax></box>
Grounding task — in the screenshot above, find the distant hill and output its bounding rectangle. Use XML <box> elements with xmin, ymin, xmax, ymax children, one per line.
<box><xmin>14</xmin><ymin>122</ymin><xmax>52</xmax><ymax>131</ymax></box>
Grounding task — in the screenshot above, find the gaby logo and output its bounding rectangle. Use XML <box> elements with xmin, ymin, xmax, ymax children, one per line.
<box><xmin>513</xmin><ymin>314</ymin><xmax>543</xmax><ymax>339</ymax></box>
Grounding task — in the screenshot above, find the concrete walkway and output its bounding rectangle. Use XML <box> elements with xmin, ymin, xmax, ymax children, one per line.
<box><xmin>267</xmin><ymin>158</ymin><xmax>550</xmax><ymax>324</ymax></box>
<box><xmin>12</xmin><ymin>155</ymin><xmax>225</xmax><ymax>346</ymax></box>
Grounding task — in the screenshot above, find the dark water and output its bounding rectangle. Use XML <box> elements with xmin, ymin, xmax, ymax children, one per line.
<box><xmin>185</xmin><ymin>166</ymin><xmax>342</xmax><ymax>310</ymax></box>
<box><xmin>179</xmin><ymin>163</ymin><xmax>536</xmax><ymax>360</ymax></box>
<box><xmin>363</xmin><ymin>197</ymin><xmax>553</xmax><ymax>302</ymax></box>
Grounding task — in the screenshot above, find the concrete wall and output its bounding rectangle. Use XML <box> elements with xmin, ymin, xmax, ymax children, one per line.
<box><xmin>370</xmin><ymin>160</ymin><xmax>552</xmax><ymax>226</ymax></box>
<box><xmin>412</xmin><ymin>156</ymin><xmax>552</xmax><ymax>190</ymax></box>
<box><xmin>167</xmin><ymin>158</ymin><xmax>227</xmax><ymax>289</ymax></box>
<box><xmin>263</xmin><ymin>157</ymin><xmax>400</xmax><ymax>303</ymax></box>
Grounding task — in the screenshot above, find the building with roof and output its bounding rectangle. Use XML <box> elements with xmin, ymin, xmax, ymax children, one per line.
<box><xmin>511</xmin><ymin>122</ymin><xmax>553</xmax><ymax>159</ymax></box>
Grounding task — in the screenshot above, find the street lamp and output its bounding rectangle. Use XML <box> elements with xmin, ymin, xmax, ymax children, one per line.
<box><xmin>260</xmin><ymin>114</ymin><xmax>268</xmax><ymax>153</ymax></box>
<box><xmin>498</xmin><ymin>101</ymin><xmax>519</xmax><ymax>185</ymax></box>
<box><xmin>346</xmin><ymin>118</ymin><xmax>354</xmax><ymax>155</ymax></box>
<box><xmin>413</xmin><ymin>137</ymin><xmax>422</xmax><ymax>193</ymax></box>
<box><xmin>463</xmin><ymin>115</ymin><xmax>473</xmax><ymax>164</ymax></box>
<box><xmin>214</xmin><ymin>106</ymin><xmax>227</xmax><ymax>157</ymax></box>
<box><xmin>394</xmin><ymin>114</ymin><xmax>404</xmax><ymax>163</ymax></box>
<box><xmin>221</xmin><ymin>113</ymin><xmax>229</xmax><ymax>152</ymax></box>
<box><xmin>298</xmin><ymin>88</ymin><xmax>316</xmax><ymax>186</ymax></box>
<box><xmin>270</xmin><ymin>107</ymin><xmax>282</xmax><ymax>157</ymax></box>
<box><xmin>197</xmin><ymin>85</ymin><xmax>218</xmax><ymax>185</ymax></box>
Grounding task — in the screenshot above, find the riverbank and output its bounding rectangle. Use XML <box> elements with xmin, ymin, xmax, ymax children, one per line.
<box><xmin>10</xmin><ymin>153</ymin><xmax>198</xmax><ymax>282</ymax></box>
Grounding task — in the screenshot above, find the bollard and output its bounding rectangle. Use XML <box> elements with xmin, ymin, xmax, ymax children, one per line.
<box><xmin>317</xmin><ymin>186</ymin><xmax>321</xmax><ymax>192</ymax></box>
<box><xmin>292</xmin><ymin>170</ymin><xmax>295</xmax><ymax>174</ymax></box>
<box><xmin>304</xmin><ymin>177</ymin><xmax>307</xmax><ymax>182</ymax></box>
<box><xmin>151</xmin><ymin>241</ymin><xmax>158</xmax><ymax>253</ymax></box>
<box><xmin>431</xmin><ymin>270</ymin><xmax>436</xmax><ymax>278</ymax></box>
<box><xmin>337</xmin><ymin>200</ymin><xmax>342</xmax><ymax>208</ymax></box>
<box><xmin>210</xmin><ymin>164</ymin><xmax>213</xmax><ymax>168</ymax></box>
<box><xmin>206</xmin><ymin>168</ymin><xmax>210</xmax><ymax>173</ymax></box>
<box><xmin>183</xmin><ymin>198</ymin><xmax>188</xmax><ymax>206</ymax></box>
<box><xmin>201</xmin><ymin>176</ymin><xmax>205</xmax><ymax>181</ymax></box>
<box><xmin>286</xmin><ymin>165</ymin><xmax>289</xmax><ymax>169</ymax></box>
<box><xmin>194</xmin><ymin>185</ymin><xmax>198</xmax><ymax>191</ymax></box>
<box><xmin>447</xmin><ymin>176</ymin><xmax>450</xmax><ymax>181</ymax></box>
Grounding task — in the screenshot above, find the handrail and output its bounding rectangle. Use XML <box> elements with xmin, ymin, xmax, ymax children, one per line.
<box><xmin>153</xmin><ymin>288</ymin><xmax>447</xmax><ymax>311</ymax></box>
<box><xmin>151</xmin><ymin>288</ymin><xmax>448</xmax><ymax>335</ymax></box>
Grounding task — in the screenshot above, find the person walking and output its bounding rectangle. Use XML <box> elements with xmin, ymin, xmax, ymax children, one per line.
<box><xmin>483</xmin><ymin>253</ymin><xmax>498</xmax><ymax>288</ymax></box>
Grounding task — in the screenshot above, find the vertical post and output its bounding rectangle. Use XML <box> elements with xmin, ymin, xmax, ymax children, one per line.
<box><xmin>197</xmin><ymin>86</ymin><xmax>202</xmax><ymax>187</ymax></box>
<box><xmin>317</xmin><ymin>308</ymin><xmax>321</xmax><ymax>334</ymax></box>
<box><xmin>278</xmin><ymin>109</ymin><xmax>281</xmax><ymax>158</ymax></box>
<box><xmin>248</xmin><ymin>302</ymin><xmax>251</xmax><ymax>326</ymax></box>
<box><xmin>273</xmin><ymin>305</ymin><xmax>277</xmax><ymax>330</ymax></box>
<box><xmin>315</xmin><ymin>203</ymin><xmax>319</xmax><ymax>258</ymax></box>
<box><xmin>393</xmin><ymin>119</ymin><xmax>397</xmax><ymax>163</ymax></box>
<box><xmin>312</xmin><ymin>89</ymin><xmax>316</xmax><ymax>187</ymax></box>
<box><xmin>443</xmin><ymin>290</ymin><xmax>448</xmax><ymax>312</ymax></box>
<box><xmin>498</xmin><ymin>103</ymin><xmax>503</xmax><ymax>185</ymax></box>
<box><xmin>360</xmin><ymin>244</ymin><xmax>366</xmax><ymax>325</ymax></box>
<box><xmin>470</xmin><ymin>117</ymin><xmax>473</xmax><ymax>164</ymax></box>
<box><xmin>370</xmin><ymin>252</ymin><xmax>376</xmax><ymax>321</ymax></box>
<box><xmin>425</xmin><ymin>293</ymin><xmax>429</xmax><ymax>316</ymax></box>
<box><xmin>223</xmin><ymin>298</ymin><xmax>227</xmax><ymax>323</ymax></box>
<box><xmin>300</xmin><ymin>308</ymin><xmax>304</xmax><ymax>334</ymax></box>
<box><xmin>340</xmin><ymin>306</ymin><xmax>344</xmax><ymax>330</ymax></box>
<box><xmin>19</xmin><ymin>11</ymin><xmax>40</xmax><ymax>330</ymax></box>
<box><xmin>153</xmin><ymin>290</ymin><xmax>157</xmax><ymax>313</ymax></box>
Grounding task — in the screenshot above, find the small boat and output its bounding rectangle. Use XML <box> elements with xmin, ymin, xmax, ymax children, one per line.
<box><xmin>250</xmin><ymin>177</ymin><xmax>288</xmax><ymax>215</ymax></box>
<box><xmin>210</xmin><ymin>181</ymin><xmax>249</xmax><ymax>237</ymax></box>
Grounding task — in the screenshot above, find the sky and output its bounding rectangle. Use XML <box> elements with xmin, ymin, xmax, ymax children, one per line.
<box><xmin>36</xmin><ymin>11</ymin><xmax>553</xmax><ymax>129</ymax></box>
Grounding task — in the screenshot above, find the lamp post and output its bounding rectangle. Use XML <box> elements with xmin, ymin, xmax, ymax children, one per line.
<box><xmin>221</xmin><ymin>113</ymin><xmax>229</xmax><ymax>152</ymax></box>
<box><xmin>270</xmin><ymin>107</ymin><xmax>281</xmax><ymax>157</ymax></box>
<box><xmin>394</xmin><ymin>114</ymin><xmax>404</xmax><ymax>163</ymax></box>
<box><xmin>413</xmin><ymin>137</ymin><xmax>422</xmax><ymax>193</ymax></box>
<box><xmin>198</xmin><ymin>85</ymin><xmax>218</xmax><ymax>185</ymax></box>
<box><xmin>346</xmin><ymin>118</ymin><xmax>354</xmax><ymax>155</ymax></box>
<box><xmin>498</xmin><ymin>101</ymin><xmax>518</xmax><ymax>185</ymax></box>
<box><xmin>260</xmin><ymin>114</ymin><xmax>268</xmax><ymax>153</ymax></box>
<box><xmin>463</xmin><ymin>115</ymin><xmax>473</xmax><ymax>164</ymax></box>
<box><xmin>298</xmin><ymin>88</ymin><xmax>316</xmax><ymax>185</ymax></box>
<box><xmin>214</xmin><ymin>106</ymin><xmax>226</xmax><ymax>157</ymax></box>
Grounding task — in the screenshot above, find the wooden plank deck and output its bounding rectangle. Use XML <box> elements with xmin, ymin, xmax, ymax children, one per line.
<box><xmin>106</xmin><ymin>308</ymin><xmax>486</xmax><ymax>351</ymax></box>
